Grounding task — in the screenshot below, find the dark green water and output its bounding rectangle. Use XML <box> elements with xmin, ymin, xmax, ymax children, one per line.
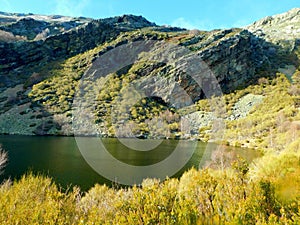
<box><xmin>0</xmin><ymin>135</ymin><xmax>260</xmax><ymax>191</ymax></box>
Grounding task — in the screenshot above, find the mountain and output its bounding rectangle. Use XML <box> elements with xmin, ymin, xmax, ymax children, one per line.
<box><xmin>0</xmin><ymin>9</ymin><xmax>299</xmax><ymax>150</ymax></box>
<box><xmin>0</xmin><ymin>12</ymin><xmax>161</xmax><ymax>88</ymax></box>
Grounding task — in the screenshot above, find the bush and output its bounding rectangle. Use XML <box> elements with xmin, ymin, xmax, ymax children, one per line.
<box><xmin>0</xmin><ymin>161</ymin><xmax>300</xmax><ymax>224</ymax></box>
<box><xmin>0</xmin><ymin>174</ymin><xmax>79</xmax><ymax>225</ymax></box>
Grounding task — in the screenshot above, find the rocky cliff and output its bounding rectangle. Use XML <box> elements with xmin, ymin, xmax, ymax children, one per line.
<box><xmin>0</xmin><ymin>9</ymin><xmax>299</xmax><ymax>137</ymax></box>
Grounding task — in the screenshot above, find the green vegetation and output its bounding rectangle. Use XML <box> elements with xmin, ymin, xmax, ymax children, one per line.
<box><xmin>224</xmin><ymin>73</ymin><xmax>298</xmax><ymax>149</ymax></box>
<box><xmin>28</xmin><ymin>30</ymin><xmax>169</xmax><ymax>113</ymax></box>
<box><xmin>27</xmin><ymin>30</ymin><xmax>183</xmax><ymax>136</ymax></box>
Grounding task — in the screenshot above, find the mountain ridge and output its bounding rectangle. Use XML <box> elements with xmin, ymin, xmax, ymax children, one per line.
<box><xmin>247</xmin><ymin>8</ymin><xmax>300</xmax><ymax>41</ymax></box>
<box><xmin>0</xmin><ymin>9</ymin><xmax>299</xmax><ymax>147</ymax></box>
<box><xmin>0</xmin><ymin>13</ymin><xmax>184</xmax><ymax>90</ymax></box>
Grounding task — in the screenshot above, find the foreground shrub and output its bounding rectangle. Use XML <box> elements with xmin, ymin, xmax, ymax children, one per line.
<box><xmin>0</xmin><ymin>174</ymin><xmax>79</xmax><ymax>225</ymax></box>
<box><xmin>0</xmin><ymin>162</ymin><xmax>299</xmax><ymax>224</ymax></box>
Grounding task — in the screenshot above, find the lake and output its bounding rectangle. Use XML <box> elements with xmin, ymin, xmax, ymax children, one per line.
<box><xmin>0</xmin><ymin>135</ymin><xmax>260</xmax><ymax>191</ymax></box>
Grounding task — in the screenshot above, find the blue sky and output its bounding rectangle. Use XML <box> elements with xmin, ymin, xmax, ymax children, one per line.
<box><xmin>0</xmin><ymin>0</ymin><xmax>299</xmax><ymax>30</ymax></box>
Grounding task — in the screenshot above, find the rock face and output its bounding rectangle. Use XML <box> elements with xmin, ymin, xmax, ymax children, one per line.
<box><xmin>195</xmin><ymin>29</ymin><xmax>271</xmax><ymax>92</ymax></box>
<box><xmin>0</xmin><ymin>9</ymin><xmax>299</xmax><ymax>136</ymax></box>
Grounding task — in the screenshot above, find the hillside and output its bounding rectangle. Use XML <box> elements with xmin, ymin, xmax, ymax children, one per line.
<box><xmin>0</xmin><ymin>9</ymin><xmax>299</xmax><ymax>152</ymax></box>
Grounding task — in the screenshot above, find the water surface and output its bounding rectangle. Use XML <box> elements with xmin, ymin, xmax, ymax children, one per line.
<box><xmin>0</xmin><ymin>135</ymin><xmax>260</xmax><ymax>190</ymax></box>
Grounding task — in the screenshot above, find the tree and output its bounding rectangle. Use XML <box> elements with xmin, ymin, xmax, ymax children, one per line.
<box><xmin>205</xmin><ymin>145</ymin><xmax>236</xmax><ymax>171</ymax></box>
<box><xmin>0</xmin><ymin>146</ymin><xmax>7</xmax><ymax>175</ymax></box>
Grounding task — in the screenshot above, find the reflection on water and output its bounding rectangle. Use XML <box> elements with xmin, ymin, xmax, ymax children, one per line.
<box><xmin>76</xmin><ymin>137</ymin><xmax>197</xmax><ymax>185</ymax></box>
<box><xmin>0</xmin><ymin>135</ymin><xmax>260</xmax><ymax>190</ymax></box>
